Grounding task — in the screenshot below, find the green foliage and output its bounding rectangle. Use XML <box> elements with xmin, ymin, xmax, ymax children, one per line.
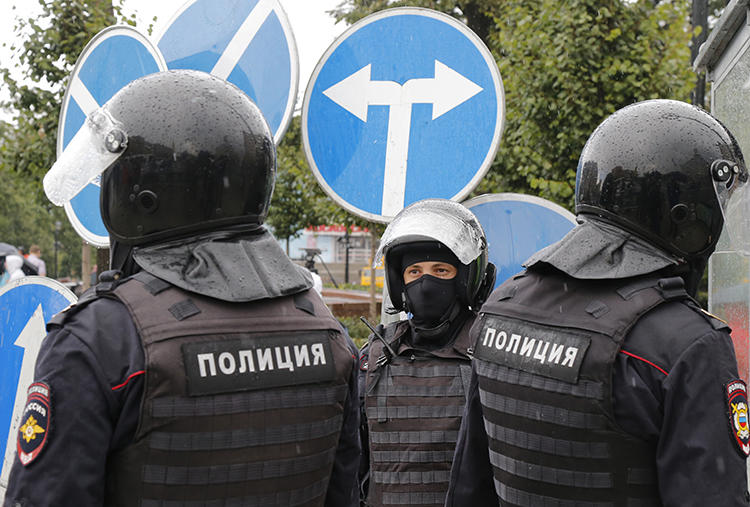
<box><xmin>0</xmin><ymin>0</ymin><xmax>136</xmax><ymax>279</ymax></box>
<box><xmin>267</xmin><ymin>116</ymin><xmax>329</xmax><ymax>243</ymax></box>
<box><xmin>338</xmin><ymin>315</ymin><xmax>371</xmax><ymax>349</ymax></box>
<box><xmin>333</xmin><ymin>0</ymin><xmax>696</xmax><ymax>211</ymax></box>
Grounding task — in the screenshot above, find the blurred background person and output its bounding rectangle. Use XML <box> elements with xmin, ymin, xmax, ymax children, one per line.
<box><xmin>26</xmin><ymin>244</ymin><xmax>46</xmax><ymax>276</ymax></box>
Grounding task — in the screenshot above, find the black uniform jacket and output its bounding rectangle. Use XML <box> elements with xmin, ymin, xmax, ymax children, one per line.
<box><xmin>446</xmin><ymin>296</ymin><xmax>750</xmax><ymax>506</ymax></box>
<box><xmin>3</xmin><ymin>294</ymin><xmax>361</xmax><ymax>507</ymax></box>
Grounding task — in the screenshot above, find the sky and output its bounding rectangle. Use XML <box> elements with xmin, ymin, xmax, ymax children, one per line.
<box><xmin>0</xmin><ymin>0</ymin><xmax>348</xmax><ymax>121</ymax></box>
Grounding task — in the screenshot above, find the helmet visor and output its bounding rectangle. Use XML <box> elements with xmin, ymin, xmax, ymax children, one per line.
<box><xmin>714</xmin><ymin>160</ymin><xmax>750</xmax><ymax>255</ymax></box>
<box><xmin>44</xmin><ymin>107</ymin><xmax>127</xmax><ymax>206</ymax></box>
<box><xmin>374</xmin><ymin>199</ymin><xmax>485</xmax><ymax>267</ymax></box>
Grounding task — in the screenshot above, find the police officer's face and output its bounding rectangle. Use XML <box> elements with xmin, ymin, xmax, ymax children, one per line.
<box><xmin>403</xmin><ymin>262</ymin><xmax>457</xmax><ymax>284</ymax></box>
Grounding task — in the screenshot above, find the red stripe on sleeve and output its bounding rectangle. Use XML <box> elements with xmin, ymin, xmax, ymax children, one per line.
<box><xmin>620</xmin><ymin>350</ymin><xmax>669</xmax><ymax>376</ymax></box>
<box><xmin>111</xmin><ymin>370</ymin><xmax>146</xmax><ymax>391</ymax></box>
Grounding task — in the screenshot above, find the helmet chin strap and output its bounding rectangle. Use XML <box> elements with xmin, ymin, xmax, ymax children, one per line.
<box><xmin>673</xmin><ymin>256</ymin><xmax>709</xmax><ymax>298</ymax></box>
<box><xmin>109</xmin><ymin>240</ymin><xmax>141</xmax><ymax>277</ymax></box>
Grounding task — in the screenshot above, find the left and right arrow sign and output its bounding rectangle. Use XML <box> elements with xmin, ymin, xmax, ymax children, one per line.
<box><xmin>303</xmin><ymin>7</ymin><xmax>505</xmax><ymax>223</ymax></box>
<box><xmin>323</xmin><ymin>59</ymin><xmax>485</xmax><ymax>217</ymax></box>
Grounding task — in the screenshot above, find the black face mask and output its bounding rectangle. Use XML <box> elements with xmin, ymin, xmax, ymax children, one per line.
<box><xmin>404</xmin><ymin>275</ymin><xmax>458</xmax><ymax>328</ymax></box>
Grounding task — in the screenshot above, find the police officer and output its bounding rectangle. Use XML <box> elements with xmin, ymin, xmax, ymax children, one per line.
<box><xmin>446</xmin><ymin>99</ymin><xmax>750</xmax><ymax>506</ymax></box>
<box><xmin>359</xmin><ymin>199</ymin><xmax>495</xmax><ymax>507</ymax></box>
<box><xmin>4</xmin><ymin>70</ymin><xmax>360</xmax><ymax>506</ymax></box>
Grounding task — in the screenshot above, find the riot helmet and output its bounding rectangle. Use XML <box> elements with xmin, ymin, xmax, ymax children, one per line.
<box><xmin>44</xmin><ymin>70</ymin><xmax>276</xmax><ymax>245</ymax></box>
<box><xmin>576</xmin><ymin>99</ymin><xmax>747</xmax><ymax>261</ymax></box>
<box><xmin>374</xmin><ymin>198</ymin><xmax>495</xmax><ymax>313</ymax></box>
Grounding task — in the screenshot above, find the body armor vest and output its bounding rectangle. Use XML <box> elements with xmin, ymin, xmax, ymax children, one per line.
<box><xmin>365</xmin><ymin>319</ymin><xmax>473</xmax><ymax>507</ymax></box>
<box><xmin>103</xmin><ymin>271</ymin><xmax>354</xmax><ymax>507</ymax></box>
<box><xmin>473</xmin><ymin>268</ymin><xmax>690</xmax><ymax>507</ymax></box>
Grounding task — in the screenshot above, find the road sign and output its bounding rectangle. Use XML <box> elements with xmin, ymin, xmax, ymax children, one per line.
<box><xmin>303</xmin><ymin>7</ymin><xmax>504</xmax><ymax>223</ymax></box>
<box><xmin>157</xmin><ymin>0</ymin><xmax>299</xmax><ymax>144</ymax></box>
<box><xmin>464</xmin><ymin>193</ymin><xmax>577</xmax><ymax>288</ymax></box>
<box><xmin>57</xmin><ymin>25</ymin><xmax>167</xmax><ymax>247</ymax></box>
<box><xmin>0</xmin><ymin>278</ymin><xmax>77</xmax><ymax>499</ymax></box>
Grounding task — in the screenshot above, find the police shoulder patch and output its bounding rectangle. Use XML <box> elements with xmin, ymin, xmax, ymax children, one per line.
<box><xmin>17</xmin><ymin>382</ymin><xmax>52</xmax><ymax>466</ymax></box>
<box><xmin>726</xmin><ymin>379</ymin><xmax>750</xmax><ymax>457</ymax></box>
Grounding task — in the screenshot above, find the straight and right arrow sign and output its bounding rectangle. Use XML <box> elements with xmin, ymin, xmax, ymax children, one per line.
<box><xmin>303</xmin><ymin>8</ymin><xmax>505</xmax><ymax>223</ymax></box>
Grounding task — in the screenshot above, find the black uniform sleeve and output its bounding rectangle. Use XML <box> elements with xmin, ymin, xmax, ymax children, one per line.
<box><xmin>614</xmin><ymin>306</ymin><xmax>750</xmax><ymax>506</ymax></box>
<box><xmin>325</xmin><ymin>334</ymin><xmax>362</xmax><ymax>507</ymax></box>
<box><xmin>445</xmin><ymin>367</ymin><xmax>499</xmax><ymax>507</ymax></box>
<box><xmin>3</xmin><ymin>298</ymin><xmax>144</xmax><ymax>507</ymax></box>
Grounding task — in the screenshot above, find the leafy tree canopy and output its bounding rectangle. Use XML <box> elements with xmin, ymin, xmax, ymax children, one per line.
<box><xmin>0</xmin><ymin>0</ymin><xmax>137</xmax><ymax>278</ymax></box>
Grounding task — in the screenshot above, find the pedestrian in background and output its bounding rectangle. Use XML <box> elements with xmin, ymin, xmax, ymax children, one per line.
<box><xmin>26</xmin><ymin>244</ymin><xmax>46</xmax><ymax>277</ymax></box>
<box><xmin>5</xmin><ymin>254</ymin><xmax>26</xmax><ymax>282</ymax></box>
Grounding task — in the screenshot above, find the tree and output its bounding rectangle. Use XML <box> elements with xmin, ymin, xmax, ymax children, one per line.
<box><xmin>0</xmin><ymin>0</ymin><xmax>137</xmax><ymax>278</ymax></box>
<box><xmin>334</xmin><ymin>0</ymin><xmax>696</xmax><ymax>210</ymax></box>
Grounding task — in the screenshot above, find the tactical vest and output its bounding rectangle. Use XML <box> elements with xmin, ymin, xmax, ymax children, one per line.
<box><xmin>473</xmin><ymin>268</ymin><xmax>691</xmax><ymax>507</ymax></box>
<box><xmin>103</xmin><ymin>271</ymin><xmax>354</xmax><ymax>507</ymax></box>
<box><xmin>365</xmin><ymin>319</ymin><xmax>473</xmax><ymax>507</ymax></box>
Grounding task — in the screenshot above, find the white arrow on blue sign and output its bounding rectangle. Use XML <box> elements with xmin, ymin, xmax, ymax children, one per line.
<box><xmin>464</xmin><ymin>193</ymin><xmax>577</xmax><ymax>289</ymax></box>
<box><xmin>0</xmin><ymin>278</ymin><xmax>77</xmax><ymax>499</ymax></box>
<box><xmin>157</xmin><ymin>0</ymin><xmax>299</xmax><ymax>144</ymax></box>
<box><xmin>303</xmin><ymin>7</ymin><xmax>505</xmax><ymax>222</ymax></box>
<box><xmin>57</xmin><ymin>25</ymin><xmax>167</xmax><ymax>247</ymax></box>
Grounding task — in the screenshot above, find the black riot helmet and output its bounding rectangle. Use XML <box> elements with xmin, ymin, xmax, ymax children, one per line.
<box><xmin>44</xmin><ymin>70</ymin><xmax>276</xmax><ymax>245</ymax></box>
<box><xmin>576</xmin><ymin>99</ymin><xmax>747</xmax><ymax>261</ymax></box>
<box><xmin>374</xmin><ymin>199</ymin><xmax>496</xmax><ymax>312</ymax></box>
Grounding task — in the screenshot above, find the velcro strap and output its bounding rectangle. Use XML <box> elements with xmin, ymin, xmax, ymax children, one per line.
<box><xmin>133</xmin><ymin>271</ymin><xmax>171</xmax><ymax>295</ymax></box>
<box><xmin>169</xmin><ymin>299</ymin><xmax>201</xmax><ymax>321</ymax></box>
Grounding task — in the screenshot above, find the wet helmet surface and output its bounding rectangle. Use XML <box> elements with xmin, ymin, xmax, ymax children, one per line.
<box><xmin>100</xmin><ymin>70</ymin><xmax>276</xmax><ymax>245</ymax></box>
<box><xmin>576</xmin><ymin>99</ymin><xmax>746</xmax><ymax>259</ymax></box>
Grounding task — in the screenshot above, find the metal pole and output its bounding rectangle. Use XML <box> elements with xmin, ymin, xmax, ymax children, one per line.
<box><xmin>690</xmin><ymin>0</ymin><xmax>708</xmax><ymax>107</ymax></box>
<box><xmin>54</xmin><ymin>221</ymin><xmax>61</xmax><ymax>279</ymax></box>
<box><xmin>344</xmin><ymin>226</ymin><xmax>350</xmax><ymax>284</ymax></box>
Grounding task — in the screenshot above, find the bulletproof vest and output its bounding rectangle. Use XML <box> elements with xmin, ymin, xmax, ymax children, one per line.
<box><xmin>365</xmin><ymin>319</ymin><xmax>473</xmax><ymax>507</ymax></box>
<box><xmin>103</xmin><ymin>271</ymin><xmax>354</xmax><ymax>507</ymax></box>
<box><xmin>473</xmin><ymin>268</ymin><xmax>690</xmax><ymax>507</ymax></box>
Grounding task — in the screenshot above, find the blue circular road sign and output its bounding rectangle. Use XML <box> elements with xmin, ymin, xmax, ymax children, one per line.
<box><xmin>57</xmin><ymin>26</ymin><xmax>167</xmax><ymax>247</ymax></box>
<box><xmin>0</xmin><ymin>278</ymin><xmax>77</xmax><ymax>494</ymax></box>
<box><xmin>157</xmin><ymin>0</ymin><xmax>299</xmax><ymax>144</ymax></box>
<box><xmin>464</xmin><ymin>193</ymin><xmax>577</xmax><ymax>288</ymax></box>
<box><xmin>303</xmin><ymin>8</ymin><xmax>505</xmax><ymax>223</ymax></box>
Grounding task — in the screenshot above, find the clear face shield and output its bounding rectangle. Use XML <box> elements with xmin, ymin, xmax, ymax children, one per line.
<box><xmin>43</xmin><ymin>106</ymin><xmax>128</xmax><ymax>206</ymax></box>
<box><xmin>713</xmin><ymin>159</ymin><xmax>750</xmax><ymax>255</ymax></box>
<box><xmin>374</xmin><ymin>199</ymin><xmax>486</xmax><ymax>268</ymax></box>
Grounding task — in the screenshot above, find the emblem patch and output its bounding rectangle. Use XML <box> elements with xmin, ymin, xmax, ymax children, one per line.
<box><xmin>17</xmin><ymin>382</ymin><xmax>52</xmax><ymax>466</ymax></box>
<box><xmin>359</xmin><ymin>352</ymin><xmax>368</xmax><ymax>371</ymax></box>
<box><xmin>726</xmin><ymin>379</ymin><xmax>750</xmax><ymax>457</ymax></box>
